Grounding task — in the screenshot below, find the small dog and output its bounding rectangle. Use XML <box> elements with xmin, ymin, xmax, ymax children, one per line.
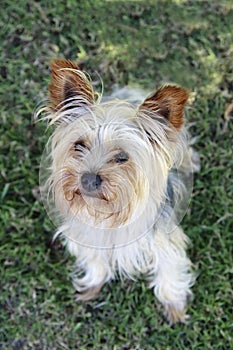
<box><xmin>39</xmin><ymin>58</ymin><xmax>199</xmax><ymax>324</ymax></box>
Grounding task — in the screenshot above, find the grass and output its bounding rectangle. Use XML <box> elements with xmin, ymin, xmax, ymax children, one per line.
<box><xmin>1</xmin><ymin>0</ymin><xmax>233</xmax><ymax>349</ymax></box>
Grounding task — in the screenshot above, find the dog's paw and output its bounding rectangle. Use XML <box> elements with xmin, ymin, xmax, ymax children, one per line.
<box><xmin>164</xmin><ymin>303</ymin><xmax>190</xmax><ymax>325</ymax></box>
<box><xmin>74</xmin><ymin>284</ymin><xmax>103</xmax><ymax>302</ymax></box>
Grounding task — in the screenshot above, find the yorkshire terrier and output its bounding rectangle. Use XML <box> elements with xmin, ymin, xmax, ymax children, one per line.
<box><xmin>39</xmin><ymin>58</ymin><xmax>199</xmax><ymax>324</ymax></box>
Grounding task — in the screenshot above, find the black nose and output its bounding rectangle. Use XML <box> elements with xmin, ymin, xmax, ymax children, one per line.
<box><xmin>81</xmin><ymin>172</ymin><xmax>102</xmax><ymax>192</ymax></box>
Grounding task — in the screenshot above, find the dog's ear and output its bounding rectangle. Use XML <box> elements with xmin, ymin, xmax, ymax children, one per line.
<box><xmin>139</xmin><ymin>85</ymin><xmax>189</xmax><ymax>130</ymax></box>
<box><xmin>49</xmin><ymin>58</ymin><xmax>95</xmax><ymax>111</ymax></box>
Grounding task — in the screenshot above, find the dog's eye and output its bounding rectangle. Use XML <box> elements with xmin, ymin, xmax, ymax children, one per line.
<box><xmin>74</xmin><ymin>141</ymin><xmax>87</xmax><ymax>151</ymax></box>
<box><xmin>114</xmin><ymin>151</ymin><xmax>129</xmax><ymax>164</ymax></box>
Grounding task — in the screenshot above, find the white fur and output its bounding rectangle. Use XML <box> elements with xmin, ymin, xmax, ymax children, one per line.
<box><xmin>40</xmin><ymin>96</ymin><xmax>197</xmax><ymax>324</ymax></box>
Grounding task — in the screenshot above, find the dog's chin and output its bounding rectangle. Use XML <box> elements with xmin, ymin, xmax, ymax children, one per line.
<box><xmin>64</xmin><ymin>189</ymin><xmax>136</xmax><ymax>228</ymax></box>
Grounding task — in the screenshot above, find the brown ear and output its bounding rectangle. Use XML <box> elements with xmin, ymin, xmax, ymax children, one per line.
<box><xmin>49</xmin><ymin>58</ymin><xmax>95</xmax><ymax>110</ymax></box>
<box><xmin>139</xmin><ymin>85</ymin><xmax>189</xmax><ymax>130</ymax></box>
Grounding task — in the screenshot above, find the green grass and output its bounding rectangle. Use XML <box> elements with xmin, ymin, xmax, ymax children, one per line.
<box><xmin>1</xmin><ymin>0</ymin><xmax>233</xmax><ymax>349</ymax></box>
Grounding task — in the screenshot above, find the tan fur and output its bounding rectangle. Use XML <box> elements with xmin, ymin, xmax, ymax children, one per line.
<box><xmin>49</xmin><ymin>58</ymin><xmax>95</xmax><ymax>111</ymax></box>
<box><xmin>140</xmin><ymin>85</ymin><xmax>189</xmax><ymax>130</ymax></box>
<box><xmin>38</xmin><ymin>59</ymin><xmax>199</xmax><ymax>324</ymax></box>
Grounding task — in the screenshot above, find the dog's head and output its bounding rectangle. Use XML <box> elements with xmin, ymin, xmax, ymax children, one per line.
<box><xmin>42</xmin><ymin>59</ymin><xmax>189</xmax><ymax>229</ymax></box>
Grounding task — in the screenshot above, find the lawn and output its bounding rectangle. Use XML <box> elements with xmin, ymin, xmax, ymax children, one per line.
<box><xmin>1</xmin><ymin>0</ymin><xmax>233</xmax><ymax>349</ymax></box>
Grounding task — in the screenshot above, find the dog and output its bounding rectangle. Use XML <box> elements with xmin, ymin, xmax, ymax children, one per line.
<box><xmin>38</xmin><ymin>58</ymin><xmax>199</xmax><ymax>324</ymax></box>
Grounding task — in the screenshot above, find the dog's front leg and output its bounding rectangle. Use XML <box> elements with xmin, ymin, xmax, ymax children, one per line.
<box><xmin>149</xmin><ymin>227</ymin><xmax>195</xmax><ymax>324</ymax></box>
<box><xmin>72</xmin><ymin>256</ymin><xmax>112</xmax><ymax>301</ymax></box>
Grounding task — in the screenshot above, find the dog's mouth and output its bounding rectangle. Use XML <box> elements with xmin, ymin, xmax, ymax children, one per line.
<box><xmin>75</xmin><ymin>188</ymin><xmax>109</xmax><ymax>202</ymax></box>
<box><xmin>61</xmin><ymin>181</ymin><xmax>136</xmax><ymax>227</ymax></box>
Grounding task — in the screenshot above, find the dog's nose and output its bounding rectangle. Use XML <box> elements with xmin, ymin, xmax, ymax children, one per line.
<box><xmin>81</xmin><ymin>172</ymin><xmax>102</xmax><ymax>192</ymax></box>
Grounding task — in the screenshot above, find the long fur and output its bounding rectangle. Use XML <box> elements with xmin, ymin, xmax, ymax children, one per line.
<box><xmin>39</xmin><ymin>60</ymin><xmax>198</xmax><ymax>324</ymax></box>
